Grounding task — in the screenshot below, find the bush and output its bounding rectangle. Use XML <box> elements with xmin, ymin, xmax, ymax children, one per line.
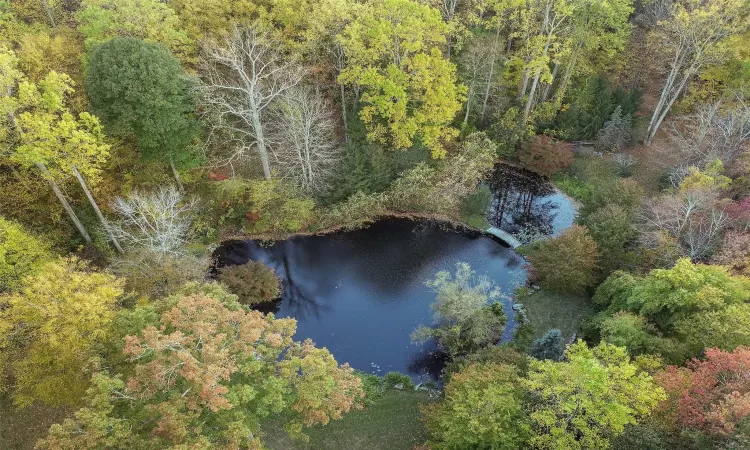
<box><xmin>217</xmin><ymin>261</ymin><xmax>281</xmax><ymax>306</ymax></box>
<box><xmin>526</xmin><ymin>225</ymin><xmax>599</xmax><ymax>293</ymax></box>
<box><xmin>382</xmin><ymin>372</ymin><xmax>414</xmax><ymax>389</ymax></box>
<box><xmin>518</xmin><ymin>135</ymin><xmax>574</xmax><ymax>178</ymax></box>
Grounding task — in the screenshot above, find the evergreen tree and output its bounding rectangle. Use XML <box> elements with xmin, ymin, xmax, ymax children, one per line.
<box><xmin>529</xmin><ymin>329</ymin><xmax>565</xmax><ymax>361</ymax></box>
<box><xmin>595</xmin><ymin>105</ymin><xmax>633</xmax><ymax>152</ymax></box>
<box><xmin>85</xmin><ymin>37</ymin><xmax>200</xmax><ymax>189</ymax></box>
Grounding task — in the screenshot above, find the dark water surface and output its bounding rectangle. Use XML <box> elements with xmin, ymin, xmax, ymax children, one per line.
<box><xmin>488</xmin><ymin>164</ymin><xmax>576</xmax><ymax>243</ymax></box>
<box><xmin>214</xmin><ymin>219</ymin><xmax>527</xmax><ymax>381</ymax></box>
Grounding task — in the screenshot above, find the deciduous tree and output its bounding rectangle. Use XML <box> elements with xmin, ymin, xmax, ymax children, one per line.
<box><xmin>270</xmin><ymin>86</ymin><xmax>341</xmax><ymax>193</ymax></box>
<box><xmin>423</xmin><ymin>363</ymin><xmax>532</xmax><ymax>449</ymax></box>
<box><xmin>645</xmin><ymin>0</ymin><xmax>750</xmax><ymax>144</ymax></box>
<box><xmin>77</xmin><ymin>0</ymin><xmax>193</xmax><ymax>59</ymax></box>
<box><xmin>524</xmin><ymin>341</ymin><xmax>665</xmax><ymax>450</ymax></box>
<box><xmin>0</xmin><ymin>257</ymin><xmax>123</xmax><ymax>407</ymax></box>
<box><xmin>38</xmin><ymin>284</ymin><xmax>364</xmax><ymax>448</ymax></box>
<box><xmin>199</xmin><ymin>26</ymin><xmax>306</xmax><ymax>179</ymax></box>
<box><xmin>0</xmin><ymin>217</ymin><xmax>51</xmax><ymax>293</ymax></box>
<box><xmin>526</xmin><ymin>224</ymin><xmax>599</xmax><ymax>293</ymax></box>
<box><xmin>412</xmin><ymin>262</ymin><xmax>506</xmax><ymax>358</ymax></box>
<box><xmin>517</xmin><ymin>134</ymin><xmax>573</xmax><ymax>178</ymax></box>
<box><xmin>338</xmin><ymin>0</ymin><xmax>465</xmax><ymax>158</ymax></box>
<box><xmin>656</xmin><ymin>347</ymin><xmax>750</xmax><ymax>437</ymax></box>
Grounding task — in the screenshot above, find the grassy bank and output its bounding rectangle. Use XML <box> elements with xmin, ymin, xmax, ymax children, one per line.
<box><xmin>520</xmin><ymin>289</ymin><xmax>594</xmax><ymax>341</ymax></box>
<box><xmin>263</xmin><ymin>390</ymin><xmax>433</xmax><ymax>450</ymax></box>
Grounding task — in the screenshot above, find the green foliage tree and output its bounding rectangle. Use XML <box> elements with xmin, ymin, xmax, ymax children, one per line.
<box><xmin>85</xmin><ymin>36</ymin><xmax>200</xmax><ymax>190</ymax></box>
<box><xmin>593</xmin><ymin>259</ymin><xmax>750</xmax><ymax>363</ymax></box>
<box><xmin>423</xmin><ymin>362</ymin><xmax>532</xmax><ymax>449</ymax></box>
<box><xmin>412</xmin><ymin>262</ymin><xmax>506</xmax><ymax>358</ymax></box>
<box><xmin>529</xmin><ymin>329</ymin><xmax>565</xmax><ymax>361</ymax></box>
<box><xmin>0</xmin><ymin>217</ymin><xmax>51</xmax><ymax>293</ymax></box>
<box><xmin>526</xmin><ymin>225</ymin><xmax>599</xmax><ymax>293</ymax></box>
<box><xmin>556</xmin><ymin>76</ymin><xmax>641</xmax><ymax>140</ymax></box>
<box><xmin>338</xmin><ymin>0</ymin><xmax>465</xmax><ymax>158</ymax></box>
<box><xmin>524</xmin><ymin>341</ymin><xmax>665</xmax><ymax>450</ymax></box>
<box><xmin>217</xmin><ymin>261</ymin><xmax>281</xmax><ymax>306</ymax></box>
<box><xmin>76</xmin><ymin>0</ymin><xmax>193</xmax><ymax>59</ymax></box>
<box><xmin>0</xmin><ymin>257</ymin><xmax>123</xmax><ymax>407</ymax></box>
<box><xmin>580</xmin><ymin>204</ymin><xmax>638</xmax><ymax>277</ymax></box>
<box><xmin>38</xmin><ymin>284</ymin><xmax>364</xmax><ymax>448</ymax></box>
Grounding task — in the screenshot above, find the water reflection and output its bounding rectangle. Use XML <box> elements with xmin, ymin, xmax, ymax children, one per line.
<box><xmin>214</xmin><ymin>219</ymin><xmax>527</xmax><ymax>382</ymax></box>
<box><xmin>488</xmin><ymin>164</ymin><xmax>576</xmax><ymax>243</ymax></box>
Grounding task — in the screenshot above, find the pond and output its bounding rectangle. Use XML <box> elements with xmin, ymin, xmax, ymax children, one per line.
<box><xmin>214</xmin><ymin>219</ymin><xmax>527</xmax><ymax>382</ymax></box>
<box><xmin>487</xmin><ymin>164</ymin><xmax>576</xmax><ymax>243</ymax></box>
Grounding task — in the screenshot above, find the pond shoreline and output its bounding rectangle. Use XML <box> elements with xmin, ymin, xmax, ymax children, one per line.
<box><xmin>219</xmin><ymin>211</ymin><xmax>514</xmax><ymax>248</ymax></box>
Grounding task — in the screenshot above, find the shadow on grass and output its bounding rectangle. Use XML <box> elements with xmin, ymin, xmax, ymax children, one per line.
<box><xmin>521</xmin><ymin>289</ymin><xmax>594</xmax><ymax>341</ymax></box>
<box><xmin>263</xmin><ymin>390</ymin><xmax>434</xmax><ymax>450</ymax></box>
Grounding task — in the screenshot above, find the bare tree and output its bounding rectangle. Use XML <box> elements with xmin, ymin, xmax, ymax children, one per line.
<box><xmin>669</xmin><ymin>97</ymin><xmax>750</xmax><ymax>166</ymax></box>
<box><xmin>640</xmin><ymin>188</ymin><xmax>731</xmax><ymax>260</ymax></box>
<box><xmin>104</xmin><ymin>186</ymin><xmax>198</xmax><ymax>259</ymax></box>
<box><xmin>198</xmin><ymin>26</ymin><xmax>307</xmax><ymax>178</ymax></box>
<box><xmin>269</xmin><ymin>86</ymin><xmax>341</xmax><ymax>193</ymax></box>
<box><xmin>645</xmin><ymin>0</ymin><xmax>749</xmax><ymax>144</ymax></box>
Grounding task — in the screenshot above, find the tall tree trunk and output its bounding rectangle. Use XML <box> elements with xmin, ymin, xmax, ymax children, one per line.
<box><xmin>36</xmin><ymin>162</ymin><xmax>91</xmax><ymax>243</ymax></box>
<box><xmin>480</xmin><ymin>28</ymin><xmax>502</xmax><ymax>123</ymax></box>
<box><xmin>41</xmin><ymin>0</ymin><xmax>56</xmax><ymax>28</ymax></box>
<box><xmin>646</xmin><ymin>71</ymin><xmax>693</xmax><ymax>145</ymax></box>
<box><xmin>169</xmin><ymin>157</ymin><xmax>185</xmax><ymax>192</ymax></box>
<box><xmin>340</xmin><ymin>83</ymin><xmax>348</xmax><ymax>134</ymax></box>
<box><xmin>523</xmin><ymin>70</ymin><xmax>543</xmax><ymax>122</ymax></box>
<box><xmin>463</xmin><ymin>86</ymin><xmax>473</xmax><ymax>126</ymax></box>
<box><xmin>540</xmin><ymin>62</ymin><xmax>559</xmax><ymax>102</ymax></box>
<box><xmin>72</xmin><ymin>166</ymin><xmax>124</xmax><ymax>253</ymax></box>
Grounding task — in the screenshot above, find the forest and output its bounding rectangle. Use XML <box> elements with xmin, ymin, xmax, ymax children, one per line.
<box><xmin>0</xmin><ymin>0</ymin><xmax>749</xmax><ymax>449</ymax></box>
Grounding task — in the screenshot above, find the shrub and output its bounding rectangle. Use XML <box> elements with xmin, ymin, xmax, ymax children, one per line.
<box><xmin>518</xmin><ymin>135</ymin><xmax>574</xmax><ymax>178</ymax></box>
<box><xmin>217</xmin><ymin>261</ymin><xmax>281</xmax><ymax>306</ymax></box>
<box><xmin>526</xmin><ymin>225</ymin><xmax>599</xmax><ymax>293</ymax></box>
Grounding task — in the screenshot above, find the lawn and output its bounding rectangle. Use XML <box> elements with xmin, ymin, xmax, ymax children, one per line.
<box><xmin>263</xmin><ymin>390</ymin><xmax>433</xmax><ymax>450</ymax></box>
<box><xmin>520</xmin><ymin>289</ymin><xmax>594</xmax><ymax>341</ymax></box>
<box><xmin>0</xmin><ymin>396</ymin><xmax>69</xmax><ymax>450</ymax></box>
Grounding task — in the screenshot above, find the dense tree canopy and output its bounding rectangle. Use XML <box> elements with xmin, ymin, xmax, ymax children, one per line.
<box><xmin>38</xmin><ymin>284</ymin><xmax>364</xmax><ymax>449</ymax></box>
<box><xmin>0</xmin><ymin>258</ymin><xmax>123</xmax><ymax>407</ymax></box>
<box><xmin>594</xmin><ymin>259</ymin><xmax>750</xmax><ymax>363</ymax></box>
<box><xmin>524</xmin><ymin>341</ymin><xmax>665</xmax><ymax>450</ymax></box>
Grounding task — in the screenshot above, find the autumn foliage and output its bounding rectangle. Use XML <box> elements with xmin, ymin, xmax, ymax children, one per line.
<box><xmin>526</xmin><ymin>225</ymin><xmax>599</xmax><ymax>293</ymax></box>
<box><xmin>655</xmin><ymin>347</ymin><xmax>750</xmax><ymax>436</ymax></box>
<box><xmin>39</xmin><ymin>286</ymin><xmax>364</xmax><ymax>448</ymax></box>
<box><xmin>518</xmin><ymin>135</ymin><xmax>574</xmax><ymax>178</ymax></box>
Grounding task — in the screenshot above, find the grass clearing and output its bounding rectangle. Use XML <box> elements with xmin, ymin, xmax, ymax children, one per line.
<box><xmin>0</xmin><ymin>396</ymin><xmax>69</xmax><ymax>450</ymax></box>
<box><xmin>520</xmin><ymin>289</ymin><xmax>594</xmax><ymax>341</ymax></box>
<box><xmin>264</xmin><ymin>390</ymin><xmax>433</xmax><ymax>450</ymax></box>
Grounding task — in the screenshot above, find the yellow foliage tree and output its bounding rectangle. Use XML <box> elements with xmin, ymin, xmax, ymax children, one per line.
<box><xmin>0</xmin><ymin>257</ymin><xmax>124</xmax><ymax>407</ymax></box>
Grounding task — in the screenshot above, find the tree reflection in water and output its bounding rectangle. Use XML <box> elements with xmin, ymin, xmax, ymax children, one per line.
<box><xmin>488</xmin><ymin>164</ymin><xmax>566</xmax><ymax>243</ymax></box>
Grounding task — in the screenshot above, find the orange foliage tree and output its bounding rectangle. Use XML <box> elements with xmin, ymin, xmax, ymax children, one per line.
<box><xmin>39</xmin><ymin>284</ymin><xmax>363</xmax><ymax>449</ymax></box>
<box><xmin>518</xmin><ymin>135</ymin><xmax>574</xmax><ymax>178</ymax></box>
<box><xmin>655</xmin><ymin>347</ymin><xmax>750</xmax><ymax>437</ymax></box>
